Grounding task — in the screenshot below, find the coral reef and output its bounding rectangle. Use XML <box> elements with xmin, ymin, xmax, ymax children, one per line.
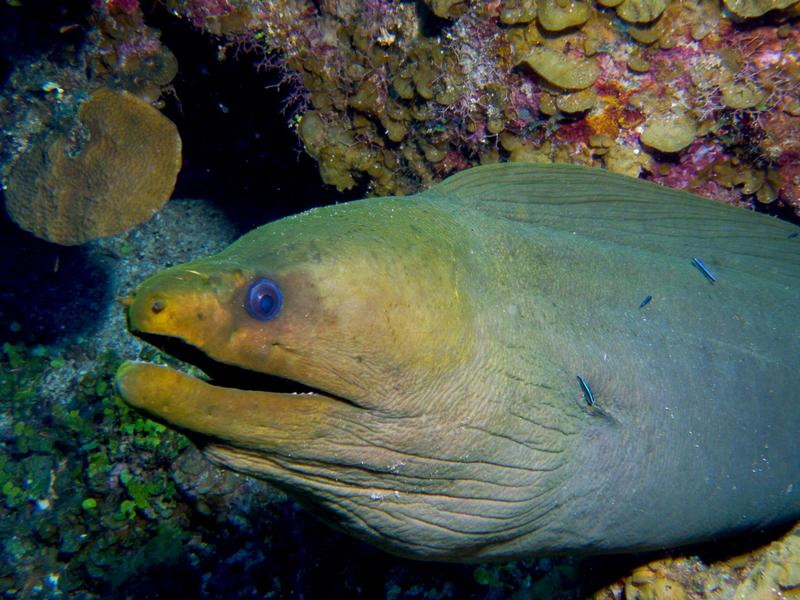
<box><xmin>162</xmin><ymin>0</ymin><xmax>800</xmax><ymax>215</ymax></box>
<box><xmin>5</xmin><ymin>87</ymin><xmax>181</xmax><ymax>245</ymax></box>
<box><xmin>6</xmin><ymin>0</ymin><xmax>797</xmax><ymax>213</ymax></box>
<box><xmin>594</xmin><ymin>522</ymin><xmax>800</xmax><ymax>599</ymax></box>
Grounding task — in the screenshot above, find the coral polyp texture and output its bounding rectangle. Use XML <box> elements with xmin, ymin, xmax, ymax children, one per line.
<box><xmin>594</xmin><ymin>521</ymin><xmax>800</xmax><ymax>599</ymax></box>
<box><xmin>167</xmin><ymin>0</ymin><xmax>799</xmax><ymax>214</ymax></box>
<box><xmin>5</xmin><ymin>87</ymin><xmax>181</xmax><ymax>245</ymax></box>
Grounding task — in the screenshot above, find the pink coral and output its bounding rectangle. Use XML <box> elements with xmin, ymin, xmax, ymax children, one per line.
<box><xmin>182</xmin><ymin>0</ymin><xmax>235</xmax><ymax>28</ymax></box>
<box><xmin>647</xmin><ymin>140</ymin><xmax>750</xmax><ymax>208</ymax></box>
<box><xmin>94</xmin><ymin>0</ymin><xmax>139</xmax><ymax>15</ymax></box>
<box><xmin>650</xmin><ymin>139</ymin><xmax>727</xmax><ymax>191</ymax></box>
<box><xmin>776</xmin><ymin>152</ymin><xmax>800</xmax><ymax>209</ymax></box>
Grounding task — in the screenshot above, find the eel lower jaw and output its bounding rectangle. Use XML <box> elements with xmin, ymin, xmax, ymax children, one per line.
<box><xmin>115</xmin><ymin>361</ymin><xmax>361</xmax><ymax>448</ymax></box>
<box><xmin>115</xmin><ymin>333</ymin><xmax>364</xmax><ymax>444</ymax></box>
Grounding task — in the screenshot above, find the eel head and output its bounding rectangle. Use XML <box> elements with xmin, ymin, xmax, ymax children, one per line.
<box><xmin>114</xmin><ymin>200</ymin><xmax>530</xmax><ymax>560</ymax></box>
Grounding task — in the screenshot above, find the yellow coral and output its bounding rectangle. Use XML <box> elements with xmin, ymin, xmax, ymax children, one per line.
<box><xmin>616</xmin><ymin>0</ymin><xmax>669</xmax><ymax>22</ymax></box>
<box><xmin>723</xmin><ymin>0</ymin><xmax>797</xmax><ymax>18</ymax></box>
<box><xmin>424</xmin><ymin>0</ymin><xmax>468</xmax><ymax>19</ymax></box>
<box><xmin>594</xmin><ymin>522</ymin><xmax>800</xmax><ymax>600</ymax></box>
<box><xmin>500</xmin><ymin>0</ymin><xmax>537</xmax><ymax>23</ymax></box>
<box><xmin>537</xmin><ymin>0</ymin><xmax>592</xmax><ymax>31</ymax></box>
<box><xmin>640</xmin><ymin>111</ymin><xmax>697</xmax><ymax>153</ymax></box>
<box><xmin>517</xmin><ymin>46</ymin><xmax>600</xmax><ymax>90</ymax></box>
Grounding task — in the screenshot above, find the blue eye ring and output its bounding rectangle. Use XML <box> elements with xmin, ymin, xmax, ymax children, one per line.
<box><xmin>245</xmin><ymin>278</ymin><xmax>283</xmax><ymax>321</ymax></box>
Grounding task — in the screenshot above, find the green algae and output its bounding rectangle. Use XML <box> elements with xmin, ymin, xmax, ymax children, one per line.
<box><xmin>0</xmin><ymin>342</ymin><xmax>191</xmax><ymax>595</ymax></box>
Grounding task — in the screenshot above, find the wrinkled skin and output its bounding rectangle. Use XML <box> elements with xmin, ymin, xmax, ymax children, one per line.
<box><xmin>117</xmin><ymin>164</ymin><xmax>800</xmax><ymax>561</ymax></box>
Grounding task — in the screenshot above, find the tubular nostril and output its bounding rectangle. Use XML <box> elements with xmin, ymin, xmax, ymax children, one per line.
<box><xmin>151</xmin><ymin>299</ymin><xmax>166</xmax><ymax>314</ymax></box>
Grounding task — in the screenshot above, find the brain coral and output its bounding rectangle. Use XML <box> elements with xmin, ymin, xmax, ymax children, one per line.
<box><xmin>4</xmin><ymin>87</ymin><xmax>181</xmax><ymax>245</ymax></box>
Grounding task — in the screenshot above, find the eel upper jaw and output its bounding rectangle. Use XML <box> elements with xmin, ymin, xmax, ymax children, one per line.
<box><xmin>128</xmin><ymin>330</ymin><xmax>360</xmax><ymax>408</ymax></box>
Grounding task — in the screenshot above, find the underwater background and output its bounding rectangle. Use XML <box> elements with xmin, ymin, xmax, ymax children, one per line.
<box><xmin>1</xmin><ymin>0</ymin><xmax>799</xmax><ymax>597</ymax></box>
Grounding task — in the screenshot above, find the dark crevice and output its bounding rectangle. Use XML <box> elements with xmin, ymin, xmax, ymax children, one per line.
<box><xmin>142</xmin><ymin>0</ymin><xmax>362</xmax><ymax>232</ymax></box>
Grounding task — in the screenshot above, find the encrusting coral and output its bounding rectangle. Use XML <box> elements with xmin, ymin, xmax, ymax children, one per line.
<box><xmin>5</xmin><ymin>87</ymin><xmax>181</xmax><ymax>245</ymax></box>
<box><xmin>594</xmin><ymin>521</ymin><xmax>800</xmax><ymax>599</ymax></box>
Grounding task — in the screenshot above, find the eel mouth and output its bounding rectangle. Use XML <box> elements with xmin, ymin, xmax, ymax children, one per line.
<box><xmin>136</xmin><ymin>332</ymin><xmax>345</xmax><ymax>400</ymax></box>
<box><xmin>115</xmin><ymin>333</ymin><xmax>362</xmax><ymax>443</ymax></box>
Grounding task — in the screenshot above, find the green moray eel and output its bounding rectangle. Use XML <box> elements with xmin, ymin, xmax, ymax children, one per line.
<box><xmin>116</xmin><ymin>163</ymin><xmax>800</xmax><ymax>561</ymax></box>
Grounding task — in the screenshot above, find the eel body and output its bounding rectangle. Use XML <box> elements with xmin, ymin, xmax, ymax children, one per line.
<box><xmin>116</xmin><ymin>163</ymin><xmax>800</xmax><ymax>561</ymax></box>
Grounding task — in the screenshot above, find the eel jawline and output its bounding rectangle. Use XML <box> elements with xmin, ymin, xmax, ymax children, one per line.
<box><xmin>115</xmin><ymin>361</ymin><xmax>359</xmax><ymax>448</ymax></box>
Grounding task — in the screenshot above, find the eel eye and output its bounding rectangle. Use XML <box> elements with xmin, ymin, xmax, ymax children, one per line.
<box><xmin>245</xmin><ymin>278</ymin><xmax>283</xmax><ymax>321</ymax></box>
